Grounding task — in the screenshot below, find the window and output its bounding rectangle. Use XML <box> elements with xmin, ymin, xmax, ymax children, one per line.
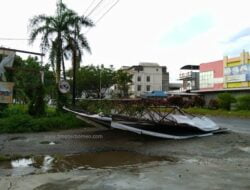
<box><xmin>146</xmin><ymin>76</ymin><xmax>150</xmax><ymax>82</ymax></box>
<box><xmin>146</xmin><ymin>85</ymin><xmax>150</xmax><ymax>91</ymax></box>
<box><xmin>137</xmin><ymin>76</ymin><xmax>141</xmax><ymax>82</ymax></box>
<box><xmin>137</xmin><ymin>85</ymin><xmax>141</xmax><ymax>91</ymax></box>
<box><xmin>200</xmin><ymin>71</ymin><xmax>214</xmax><ymax>89</ymax></box>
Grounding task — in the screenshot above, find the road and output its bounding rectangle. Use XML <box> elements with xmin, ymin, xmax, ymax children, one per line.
<box><xmin>0</xmin><ymin>116</ymin><xmax>250</xmax><ymax>190</ymax></box>
<box><xmin>210</xmin><ymin>116</ymin><xmax>250</xmax><ymax>134</ymax></box>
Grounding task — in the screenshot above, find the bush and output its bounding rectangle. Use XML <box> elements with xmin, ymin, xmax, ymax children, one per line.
<box><xmin>166</xmin><ymin>96</ymin><xmax>184</xmax><ymax>107</ymax></box>
<box><xmin>183</xmin><ymin>99</ymin><xmax>194</xmax><ymax>108</ymax></box>
<box><xmin>208</xmin><ymin>99</ymin><xmax>219</xmax><ymax>109</ymax></box>
<box><xmin>0</xmin><ymin>105</ymin><xmax>87</xmax><ymax>133</ymax></box>
<box><xmin>193</xmin><ymin>96</ymin><xmax>205</xmax><ymax>107</ymax></box>
<box><xmin>0</xmin><ymin>104</ymin><xmax>27</xmax><ymax>118</ymax></box>
<box><xmin>0</xmin><ymin>104</ymin><xmax>8</xmax><ymax>117</ymax></box>
<box><xmin>217</xmin><ymin>93</ymin><xmax>236</xmax><ymax>110</ymax></box>
<box><xmin>237</xmin><ymin>95</ymin><xmax>250</xmax><ymax>110</ymax></box>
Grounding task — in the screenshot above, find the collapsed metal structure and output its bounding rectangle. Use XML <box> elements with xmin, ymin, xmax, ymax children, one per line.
<box><xmin>64</xmin><ymin>99</ymin><xmax>227</xmax><ymax>139</ymax></box>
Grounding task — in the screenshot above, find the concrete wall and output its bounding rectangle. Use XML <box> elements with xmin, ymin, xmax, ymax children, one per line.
<box><xmin>201</xmin><ymin>90</ymin><xmax>250</xmax><ymax>105</ymax></box>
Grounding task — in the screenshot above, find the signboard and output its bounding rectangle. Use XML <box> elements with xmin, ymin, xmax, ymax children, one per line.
<box><xmin>224</xmin><ymin>64</ymin><xmax>250</xmax><ymax>82</ymax></box>
<box><xmin>59</xmin><ymin>80</ymin><xmax>70</xmax><ymax>94</ymax></box>
<box><xmin>225</xmin><ymin>74</ymin><xmax>246</xmax><ymax>82</ymax></box>
<box><xmin>225</xmin><ymin>64</ymin><xmax>250</xmax><ymax>76</ymax></box>
<box><xmin>0</xmin><ymin>82</ymin><xmax>14</xmax><ymax>104</ymax></box>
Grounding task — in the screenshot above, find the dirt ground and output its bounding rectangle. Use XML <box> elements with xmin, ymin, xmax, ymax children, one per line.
<box><xmin>0</xmin><ymin>116</ymin><xmax>250</xmax><ymax>190</ymax></box>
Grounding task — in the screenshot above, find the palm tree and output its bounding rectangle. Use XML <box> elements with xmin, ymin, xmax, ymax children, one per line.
<box><xmin>63</xmin><ymin>16</ymin><xmax>93</xmax><ymax>105</ymax></box>
<box><xmin>29</xmin><ymin>0</ymin><xmax>93</xmax><ymax>110</ymax></box>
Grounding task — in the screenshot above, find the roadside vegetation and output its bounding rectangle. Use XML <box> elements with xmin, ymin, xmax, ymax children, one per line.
<box><xmin>0</xmin><ymin>105</ymin><xmax>87</xmax><ymax>133</ymax></box>
<box><xmin>167</xmin><ymin>93</ymin><xmax>250</xmax><ymax>118</ymax></box>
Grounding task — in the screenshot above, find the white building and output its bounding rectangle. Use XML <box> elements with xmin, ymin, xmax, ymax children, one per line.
<box><xmin>124</xmin><ymin>62</ymin><xmax>169</xmax><ymax>97</ymax></box>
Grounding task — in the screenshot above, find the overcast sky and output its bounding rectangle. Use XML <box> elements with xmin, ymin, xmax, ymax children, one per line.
<box><xmin>1</xmin><ymin>0</ymin><xmax>250</xmax><ymax>82</ymax></box>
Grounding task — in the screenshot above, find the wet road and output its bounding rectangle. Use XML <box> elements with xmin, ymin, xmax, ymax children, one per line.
<box><xmin>0</xmin><ymin>116</ymin><xmax>249</xmax><ymax>190</ymax></box>
<box><xmin>210</xmin><ymin>116</ymin><xmax>250</xmax><ymax>134</ymax></box>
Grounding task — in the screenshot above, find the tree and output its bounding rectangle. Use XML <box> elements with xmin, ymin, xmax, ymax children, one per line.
<box><xmin>14</xmin><ymin>57</ymin><xmax>46</xmax><ymax>116</ymax></box>
<box><xmin>29</xmin><ymin>0</ymin><xmax>93</xmax><ymax>110</ymax></box>
<box><xmin>63</xmin><ymin>15</ymin><xmax>93</xmax><ymax>105</ymax></box>
<box><xmin>67</xmin><ymin>65</ymin><xmax>115</xmax><ymax>98</ymax></box>
<box><xmin>114</xmin><ymin>70</ymin><xmax>133</xmax><ymax>98</ymax></box>
<box><xmin>217</xmin><ymin>93</ymin><xmax>236</xmax><ymax>110</ymax></box>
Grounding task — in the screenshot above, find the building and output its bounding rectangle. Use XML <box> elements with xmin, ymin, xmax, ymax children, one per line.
<box><xmin>124</xmin><ymin>62</ymin><xmax>169</xmax><ymax>97</ymax></box>
<box><xmin>199</xmin><ymin>60</ymin><xmax>224</xmax><ymax>91</ymax></box>
<box><xmin>197</xmin><ymin>50</ymin><xmax>250</xmax><ymax>92</ymax></box>
<box><xmin>223</xmin><ymin>50</ymin><xmax>250</xmax><ymax>89</ymax></box>
<box><xmin>179</xmin><ymin>65</ymin><xmax>200</xmax><ymax>92</ymax></box>
<box><xmin>191</xmin><ymin>50</ymin><xmax>250</xmax><ymax>103</ymax></box>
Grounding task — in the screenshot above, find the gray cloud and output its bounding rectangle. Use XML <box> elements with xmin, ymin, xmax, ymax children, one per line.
<box><xmin>228</xmin><ymin>27</ymin><xmax>250</xmax><ymax>42</ymax></box>
<box><xmin>224</xmin><ymin>36</ymin><xmax>250</xmax><ymax>56</ymax></box>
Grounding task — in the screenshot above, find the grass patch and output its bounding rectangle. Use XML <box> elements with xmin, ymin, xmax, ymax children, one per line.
<box><xmin>0</xmin><ymin>104</ymin><xmax>89</xmax><ymax>133</ymax></box>
<box><xmin>184</xmin><ymin>107</ymin><xmax>250</xmax><ymax>118</ymax></box>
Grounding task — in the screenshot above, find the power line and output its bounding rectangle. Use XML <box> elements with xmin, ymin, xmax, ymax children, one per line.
<box><xmin>1</xmin><ymin>0</ymin><xmax>120</xmax><ymax>40</ymax></box>
<box><xmin>85</xmin><ymin>0</ymin><xmax>120</xmax><ymax>34</ymax></box>
<box><xmin>84</xmin><ymin>0</ymin><xmax>97</xmax><ymax>15</ymax></box>
<box><xmin>95</xmin><ymin>0</ymin><xmax>120</xmax><ymax>25</ymax></box>
<box><xmin>86</xmin><ymin>0</ymin><xmax>105</xmax><ymax>17</ymax></box>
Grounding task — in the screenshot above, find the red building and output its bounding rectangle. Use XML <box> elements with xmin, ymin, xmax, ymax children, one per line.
<box><xmin>199</xmin><ymin>60</ymin><xmax>224</xmax><ymax>91</ymax></box>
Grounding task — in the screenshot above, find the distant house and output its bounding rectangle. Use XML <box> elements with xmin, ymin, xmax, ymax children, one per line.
<box><xmin>122</xmin><ymin>62</ymin><xmax>169</xmax><ymax>97</ymax></box>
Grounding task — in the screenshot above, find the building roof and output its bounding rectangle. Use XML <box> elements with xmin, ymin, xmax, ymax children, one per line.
<box><xmin>139</xmin><ymin>62</ymin><xmax>160</xmax><ymax>67</ymax></box>
<box><xmin>180</xmin><ymin>65</ymin><xmax>199</xmax><ymax>70</ymax></box>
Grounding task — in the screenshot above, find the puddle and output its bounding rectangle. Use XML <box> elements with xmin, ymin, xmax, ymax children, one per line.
<box><xmin>11</xmin><ymin>158</ymin><xmax>33</xmax><ymax>167</ymax></box>
<box><xmin>0</xmin><ymin>151</ymin><xmax>177</xmax><ymax>176</ymax></box>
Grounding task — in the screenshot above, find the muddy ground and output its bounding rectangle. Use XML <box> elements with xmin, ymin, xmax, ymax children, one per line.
<box><xmin>0</xmin><ymin>116</ymin><xmax>250</xmax><ymax>190</ymax></box>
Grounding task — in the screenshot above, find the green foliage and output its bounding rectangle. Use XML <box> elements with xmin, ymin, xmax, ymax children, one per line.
<box><xmin>0</xmin><ymin>104</ymin><xmax>27</xmax><ymax>117</ymax></box>
<box><xmin>0</xmin><ymin>114</ymin><xmax>85</xmax><ymax>133</ymax></box>
<box><xmin>208</xmin><ymin>99</ymin><xmax>219</xmax><ymax>109</ymax></box>
<box><xmin>29</xmin><ymin>0</ymin><xmax>93</xmax><ymax>110</ymax></box>
<box><xmin>167</xmin><ymin>96</ymin><xmax>184</xmax><ymax>107</ymax></box>
<box><xmin>13</xmin><ymin>57</ymin><xmax>46</xmax><ymax>116</ymax></box>
<box><xmin>78</xmin><ymin>99</ymin><xmax>113</xmax><ymax>115</ymax></box>
<box><xmin>237</xmin><ymin>95</ymin><xmax>250</xmax><ymax>110</ymax></box>
<box><xmin>0</xmin><ymin>105</ymin><xmax>87</xmax><ymax>133</ymax></box>
<box><xmin>68</xmin><ymin>65</ymin><xmax>115</xmax><ymax>98</ymax></box>
<box><xmin>217</xmin><ymin>93</ymin><xmax>236</xmax><ymax>110</ymax></box>
<box><xmin>43</xmin><ymin>64</ymin><xmax>56</xmax><ymax>101</ymax></box>
<box><xmin>1</xmin><ymin>53</ymin><xmax>56</xmax><ymax>114</ymax></box>
<box><xmin>114</xmin><ymin>70</ymin><xmax>133</xmax><ymax>98</ymax></box>
<box><xmin>193</xmin><ymin>96</ymin><xmax>205</xmax><ymax>107</ymax></box>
